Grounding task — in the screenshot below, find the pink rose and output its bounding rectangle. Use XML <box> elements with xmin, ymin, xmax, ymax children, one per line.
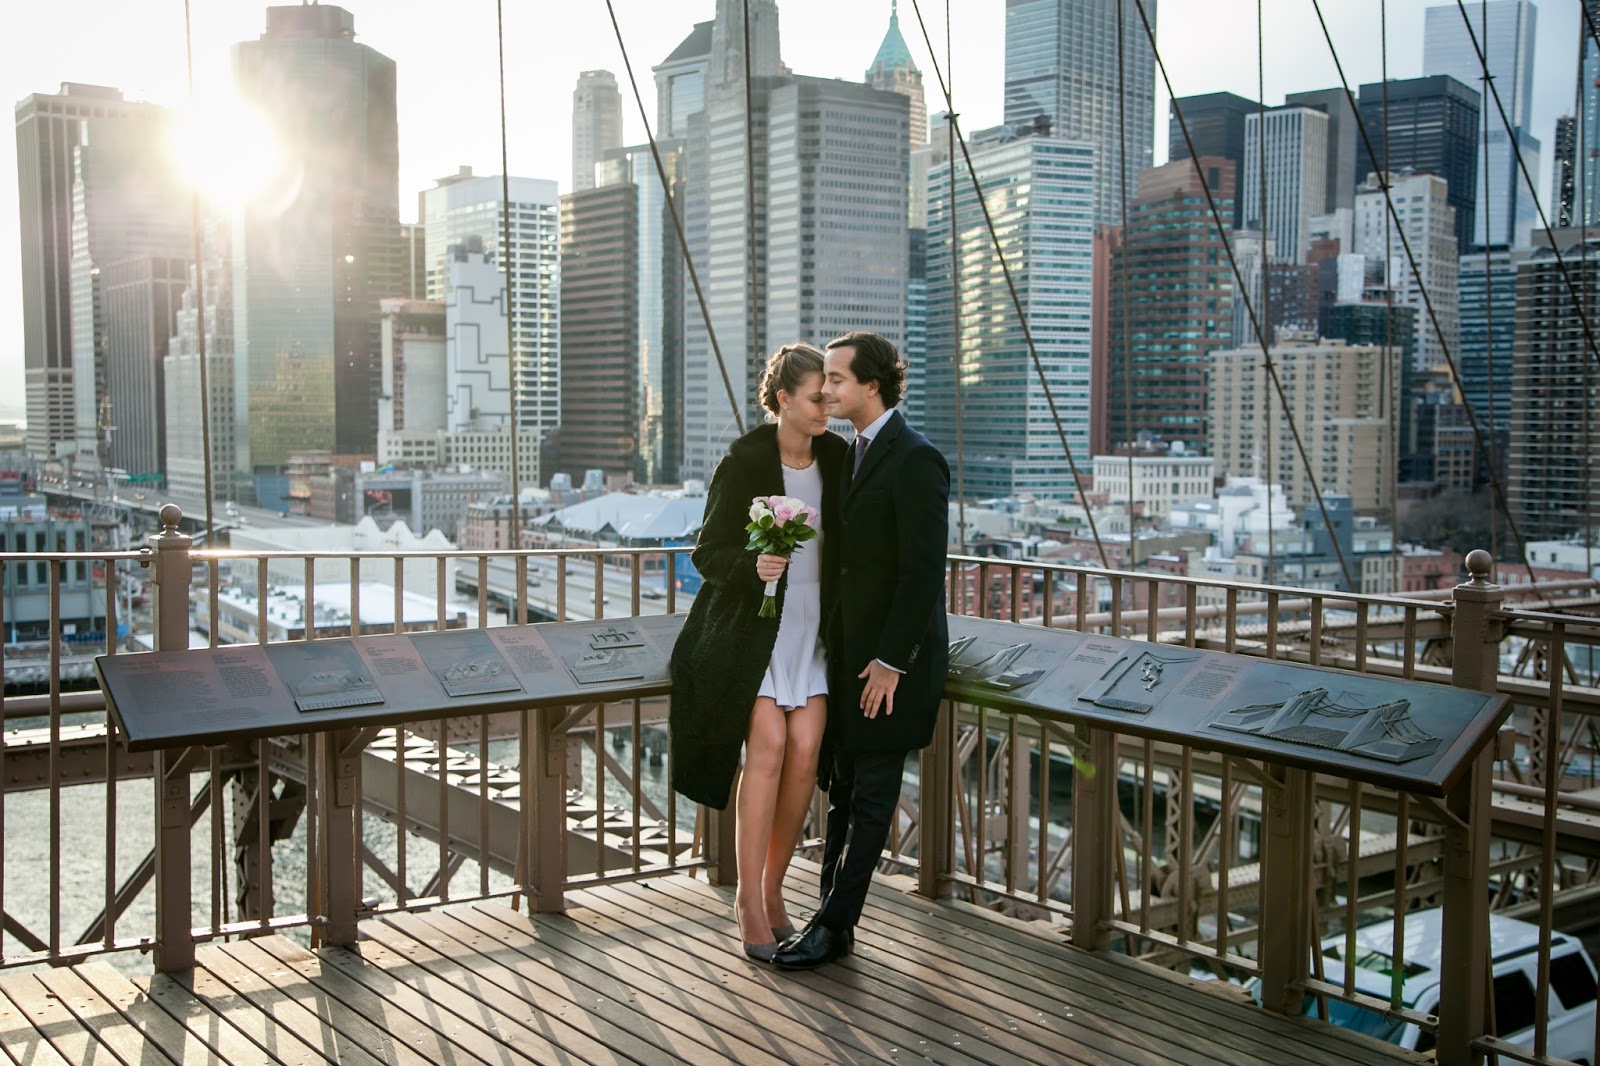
<box><xmin>772</xmin><ymin>500</ymin><xmax>798</xmax><ymax>526</ymax></box>
<box><xmin>801</xmin><ymin>505</ymin><xmax>820</xmax><ymax>527</ymax></box>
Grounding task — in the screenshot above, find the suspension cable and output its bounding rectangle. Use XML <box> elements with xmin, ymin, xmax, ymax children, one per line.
<box><xmin>1256</xmin><ymin>0</ymin><xmax>1273</xmax><ymax>580</ymax></box>
<box><xmin>1117</xmin><ymin>0</ymin><xmax>1134</xmax><ymax>541</ymax></box>
<box><xmin>1133</xmin><ymin>0</ymin><xmax>1355</xmax><ymax>589</ymax></box>
<box><xmin>181</xmin><ymin>0</ymin><xmax>214</xmax><ymax>536</ymax></box>
<box><xmin>946</xmin><ymin>0</ymin><xmax>965</xmax><ymax>553</ymax></box>
<box><xmin>601</xmin><ymin>0</ymin><xmax>745</xmax><ymax>435</ymax></box>
<box><xmin>1382</xmin><ymin>0</ymin><xmax>1398</xmax><ymax>590</ymax></box>
<box><xmin>1481</xmin><ymin>0</ymin><xmax>1499</xmax><ymax>571</ymax></box>
<box><xmin>1307</xmin><ymin>0</ymin><xmax>1535</xmax><ymax>580</ymax></box>
<box><xmin>906</xmin><ymin>0</ymin><xmax>1109</xmax><ymax>568</ymax></box>
<box><xmin>742</xmin><ymin>0</ymin><xmax>761</xmax><ymax>414</ymax></box>
<box><xmin>495</xmin><ymin>0</ymin><xmax>523</xmax><ymax>539</ymax></box>
<box><xmin>1451</xmin><ymin>0</ymin><xmax>1600</xmax><ymax>374</ymax></box>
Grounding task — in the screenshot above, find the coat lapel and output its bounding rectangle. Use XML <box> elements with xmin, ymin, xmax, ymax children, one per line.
<box><xmin>846</xmin><ymin>410</ymin><xmax>905</xmax><ymax>502</ymax></box>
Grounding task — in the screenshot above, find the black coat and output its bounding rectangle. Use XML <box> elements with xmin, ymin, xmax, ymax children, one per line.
<box><xmin>668</xmin><ymin>423</ymin><xmax>848</xmax><ymax>809</ymax></box>
<box><xmin>824</xmin><ymin>410</ymin><xmax>950</xmax><ymax>753</ymax></box>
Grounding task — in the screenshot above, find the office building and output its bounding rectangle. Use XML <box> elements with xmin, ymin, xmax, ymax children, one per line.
<box><xmin>571</xmin><ymin>70</ymin><xmax>622</xmax><ymax>192</ymax></box>
<box><xmin>654</xmin><ymin>21</ymin><xmax>712</xmax><ymax>139</ymax></box>
<box><xmin>231</xmin><ymin>3</ymin><xmax>402</xmax><ymax>494</ymax></box>
<box><xmin>377</xmin><ymin>298</ymin><xmax>446</xmax><ymax>442</ymax></box>
<box><xmin>904</xmin><ymin>228</ymin><xmax>928</xmax><ymax>434</ymax></box>
<box><xmin>1107</xmin><ymin>157</ymin><xmax>1236</xmax><ymax>455</ymax></box>
<box><xmin>1353</xmin><ymin>170</ymin><xmax>1459</xmax><ymax>371</ymax></box>
<box><xmin>101</xmin><ymin>256</ymin><xmax>189</xmax><ymax>478</ymax></box>
<box><xmin>1211</xmin><ymin>333</ymin><xmax>1397</xmax><ymax>517</ymax></box>
<box><xmin>162</xmin><ymin>235</ymin><xmax>235</xmax><ymax>503</ymax></box>
<box><xmin>14</xmin><ymin>84</ymin><xmax>187</xmax><ymax>462</ymax></box>
<box><xmin>1284</xmin><ymin>88</ymin><xmax>1360</xmax><ymax>217</ymax></box>
<box><xmin>1168</xmin><ymin>93</ymin><xmax>1255</xmax><ymax>229</ymax></box>
<box><xmin>1242</xmin><ymin>106</ymin><xmax>1329</xmax><ymax>263</ymax></box>
<box><xmin>925</xmin><ymin>128</ymin><xmax>1097</xmax><ymax>499</ymax></box>
<box><xmin>442</xmin><ymin>241</ymin><xmax>515</xmax><ymax>434</ymax></box>
<box><xmin>1579</xmin><ymin>1</ymin><xmax>1600</xmax><ymax>224</ymax></box>
<box><xmin>1355</xmin><ymin>75</ymin><xmax>1479</xmax><ymax>253</ymax></box>
<box><xmin>1091</xmin><ymin>452</ymin><xmax>1215</xmax><ymax>523</ymax></box>
<box><xmin>1423</xmin><ymin>0</ymin><xmax>1539</xmax><ymax>248</ymax></box>
<box><xmin>1003</xmin><ymin>0</ymin><xmax>1157</xmax><ymax>226</ymax></box>
<box><xmin>1507</xmin><ymin>230</ymin><xmax>1600</xmax><ymax>540</ymax></box>
<box><xmin>418</xmin><ymin>168</ymin><xmax>561</xmax><ymax>438</ymax></box>
<box><xmin>559</xmin><ymin>183</ymin><xmax>639</xmax><ymax>483</ymax></box>
<box><xmin>866</xmin><ymin>1</ymin><xmax>927</xmax><ymax>149</ymax></box>
<box><xmin>1553</xmin><ymin>115</ymin><xmax>1577</xmax><ymax>228</ymax></box>
<box><xmin>1456</xmin><ymin>247</ymin><xmax>1522</xmax><ymax>435</ymax></box>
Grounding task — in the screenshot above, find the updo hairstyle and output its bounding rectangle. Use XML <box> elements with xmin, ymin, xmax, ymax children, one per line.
<box><xmin>757</xmin><ymin>342</ymin><xmax>826</xmax><ymax>417</ymax></box>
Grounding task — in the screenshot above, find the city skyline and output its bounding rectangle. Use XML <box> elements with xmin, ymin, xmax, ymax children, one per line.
<box><xmin>1</xmin><ymin>0</ymin><xmax>1590</xmax><ymax>429</ymax></box>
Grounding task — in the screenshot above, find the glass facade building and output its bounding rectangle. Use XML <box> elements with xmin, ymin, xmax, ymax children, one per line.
<box><xmin>230</xmin><ymin>4</ymin><xmax>403</xmax><ymax>489</ymax></box>
<box><xmin>925</xmin><ymin>131</ymin><xmax>1097</xmax><ymax>500</ymax></box>
<box><xmin>1003</xmin><ymin>0</ymin><xmax>1156</xmax><ymax>228</ymax></box>
<box><xmin>1355</xmin><ymin>75</ymin><xmax>1480</xmax><ymax>253</ymax></box>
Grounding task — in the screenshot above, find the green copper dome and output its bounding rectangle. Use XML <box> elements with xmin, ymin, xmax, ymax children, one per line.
<box><xmin>870</xmin><ymin>2</ymin><xmax>919</xmax><ymax>74</ymax></box>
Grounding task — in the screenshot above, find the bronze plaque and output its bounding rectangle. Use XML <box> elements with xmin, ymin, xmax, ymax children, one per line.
<box><xmin>98</xmin><ymin>613</ymin><xmax>686</xmax><ymax>752</ymax></box>
<box><xmin>941</xmin><ymin>615</ymin><xmax>1510</xmax><ymax>796</ymax></box>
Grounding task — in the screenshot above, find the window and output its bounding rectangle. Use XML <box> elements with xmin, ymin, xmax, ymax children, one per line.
<box><xmin>1551</xmin><ymin>952</ymin><xmax>1598</xmax><ymax>1010</ymax></box>
<box><xmin>1492</xmin><ymin>970</ymin><xmax>1539</xmax><ymax>1037</ymax></box>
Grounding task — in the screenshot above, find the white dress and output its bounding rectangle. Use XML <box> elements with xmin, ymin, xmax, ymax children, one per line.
<box><xmin>756</xmin><ymin>461</ymin><xmax>829</xmax><ymax>711</ymax></box>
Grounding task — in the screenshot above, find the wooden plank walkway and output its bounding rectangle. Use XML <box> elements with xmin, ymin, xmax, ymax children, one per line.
<box><xmin>0</xmin><ymin>863</ymin><xmax>1425</xmax><ymax>1065</ymax></box>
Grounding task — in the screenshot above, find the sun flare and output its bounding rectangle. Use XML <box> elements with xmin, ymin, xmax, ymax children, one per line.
<box><xmin>171</xmin><ymin>98</ymin><xmax>284</xmax><ymax>208</ymax></box>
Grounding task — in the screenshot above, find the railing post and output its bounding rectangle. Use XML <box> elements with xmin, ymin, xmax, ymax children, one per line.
<box><xmin>709</xmin><ymin>794</ymin><xmax>738</xmax><ymax>887</ymax></box>
<box><xmin>1069</xmin><ymin>725</ymin><xmax>1116</xmax><ymax>950</ymax></box>
<box><xmin>1436</xmin><ymin>549</ymin><xmax>1502</xmax><ymax>1066</ymax></box>
<box><xmin>917</xmin><ymin>701</ymin><xmax>956</xmax><ymax>900</ymax></box>
<box><xmin>529</xmin><ymin>705</ymin><xmax>567</xmax><ymax>911</ymax></box>
<box><xmin>315</xmin><ymin>730</ymin><xmax>361</xmax><ymax>946</ymax></box>
<box><xmin>1257</xmin><ymin>764</ymin><xmax>1312</xmax><ymax>1015</ymax></box>
<box><xmin>150</xmin><ymin>504</ymin><xmax>195</xmax><ymax>972</ymax></box>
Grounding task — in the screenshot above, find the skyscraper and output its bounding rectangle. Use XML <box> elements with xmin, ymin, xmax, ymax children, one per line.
<box><xmin>1508</xmin><ymin>230</ymin><xmax>1600</xmax><ymax>540</ymax></box>
<box><xmin>866</xmin><ymin>1</ymin><xmax>926</xmax><ymax>149</ymax></box>
<box><xmin>559</xmin><ymin>184</ymin><xmax>639</xmax><ymax>483</ymax></box>
<box><xmin>418</xmin><ymin>168</ymin><xmax>561</xmax><ymax>439</ymax></box>
<box><xmin>162</xmin><ymin>227</ymin><xmax>234</xmax><ymax>502</ymax></box>
<box><xmin>231</xmin><ymin>3</ymin><xmax>402</xmax><ymax>494</ymax></box>
<box><xmin>571</xmin><ymin>70</ymin><xmax>622</xmax><ymax>193</ymax></box>
<box><xmin>925</xmin><ymin>128</ymin><xmax>1097</xmax><ymax>499</ymax></box>
<box><xmin>1003</xmin><ymin>0</ymin><xmax>1157</xmax><ymax>227</ymax></box>
<box><xmin>1355</xmin><ymin>75</ymin><xmax>1479</xmax><ymax>253</ymax></box>
<box><xmin>1242</xmin><ymin>106</ymin><xmax>1329</xmax><ymax>264</ymax></box>
<box><xmin>1284</xmin><ymin>88</ymin><xmax>1360</xmax><ymax>217</ymax></box>
<box><xmin>1576</xmin><ymin>1</ymin><xmax>1600</xmax><ymax>225</ymax></box>
<box><xmin>14</xmin><ymin>84</ymin><xmax>185</xmax><ymax>461</ymax></box>
<box><xmin>1423</xmin><ymin>0</ymin><xmax>1539</xmax><ymax>248</ymax></box>
<box><xmin>1108</xmin><ymin>158</ymin><xmax>1236</xmax><ymax>454</ymax></box>
<box><xmin>653</xmin><ymin>22</ymin><xmax>712</xmax><ymax>139</ymax></box>
<box><xmin>1353</xmin><ymin>170</ymin><xmax>1459</xmax><ymax>372</ymax></box>
<box><xmin>1553</xmin><ymin>115</ymin><xmax>1577</xmax><ymax>228</ymax></box>
<box><xmin>1167</xmin><ymin>92</ymin><xmax>1256</xmax><ymax>228</ymax></box>
<box><xmin>101</xmin><ymin>256</ymin><xmax>189</xmax><ymax>477</ymax></box>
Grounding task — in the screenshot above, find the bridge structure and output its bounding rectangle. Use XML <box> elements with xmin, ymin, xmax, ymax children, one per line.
<box><xmin>2</xmin><ymin>508</ymin><xmax>1598</xmax><ymax>1065</ymax></box>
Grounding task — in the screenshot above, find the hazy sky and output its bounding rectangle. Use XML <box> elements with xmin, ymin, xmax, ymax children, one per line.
<box><xmin>0</xmin><ymin>0</ymin><xmax>1586</xmax><ymax>426</ymax></box>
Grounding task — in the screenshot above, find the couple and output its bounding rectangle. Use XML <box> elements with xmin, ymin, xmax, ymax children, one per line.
<box><xmin>668</xmin><ymin>331</ymin><xmax>950</xmax><ymax>970</ymax></box>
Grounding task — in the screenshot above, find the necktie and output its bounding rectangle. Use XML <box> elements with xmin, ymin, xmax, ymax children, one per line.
<box><xmin>854</xmin><ymin>435</ymin><xmax>870</xmax><ymax>475</ymax></box>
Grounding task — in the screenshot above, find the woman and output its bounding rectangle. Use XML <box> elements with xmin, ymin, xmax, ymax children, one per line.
<box><xmin>668</xmin><ymin>343</ymin><xmax>846</xmax><ymax>960</ymax></box>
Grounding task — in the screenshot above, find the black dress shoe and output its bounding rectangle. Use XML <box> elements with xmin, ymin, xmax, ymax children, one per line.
<box><xmin>772</xmin><ymin>921</ymin><xmax>852</xmax><ymax>970</ymax></box>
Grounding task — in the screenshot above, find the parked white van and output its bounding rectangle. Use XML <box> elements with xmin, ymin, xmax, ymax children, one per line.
<box><xmin>1297</xmin><ymin>909</ymin><xmax>1596</xmax><ymax>1063</ymax></box>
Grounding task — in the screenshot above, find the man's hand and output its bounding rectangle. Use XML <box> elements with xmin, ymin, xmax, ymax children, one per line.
<box><xmin>858</xmin><ymin>660</ymin><xmax>899</xmax><ymax>718</ymax></box>
<box><xmin>755</xmin><ymin>553</ymin><xmax>789</xmax><ymax>582</ymax></box>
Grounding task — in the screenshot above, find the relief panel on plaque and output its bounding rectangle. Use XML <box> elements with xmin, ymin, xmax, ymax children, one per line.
<box><xmin>265</xmin><ymin>642</ymin><xmax>385</xmax><ymax>713</ymax></box>
<box><xmin>411</xmin><ymin>628</ymin><xmax>523</xmax><ymax>698</ymax></box>
<box><xmin>1204</xmin><ymin>687</ymin><xmax>1441</xmax><ymax>764</ymax></box>
<box><xmin>1076</xmin><ymin>649</ymin><xmax>1201</xmax><ymax>714</ymax></box>
<box><xmin>567</xmin><ymin>625</ymin><xmax>649</xmax><ymax>686</ymax></box>
<box><xmin>947</xmin><ymin>634</ymin><xmax>1051</xmax><ymax>693</ymax></box>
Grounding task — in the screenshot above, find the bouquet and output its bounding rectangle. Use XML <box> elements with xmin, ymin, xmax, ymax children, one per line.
<box><xmin>746</xmin><ymin>495</ymin><xmax>821</xmax><ymax>617</ymax></box>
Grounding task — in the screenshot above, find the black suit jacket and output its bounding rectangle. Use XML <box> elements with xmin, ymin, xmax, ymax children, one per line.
<box><xmin>824</xmin><ymin>410</ymin><xmax>950</xmax><ymax>753</ymax></box>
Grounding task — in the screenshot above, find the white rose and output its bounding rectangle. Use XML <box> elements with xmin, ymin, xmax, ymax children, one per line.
<box><xmin>749</xmin><ymin>500</ymin><xmax>771</xmax><ymax>522</ymax></box>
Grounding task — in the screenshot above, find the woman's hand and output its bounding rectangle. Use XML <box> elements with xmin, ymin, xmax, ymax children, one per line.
<box><xmin>755</xmin><ymin>553</ymin><xmax>789</xmax><ymax>582</ymax></box>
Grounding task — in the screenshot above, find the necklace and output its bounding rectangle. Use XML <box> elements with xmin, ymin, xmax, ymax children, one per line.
<box><xmin>780</xmin><ymin>454</ymin><xmax>814</xmax><ymax>471</ymax></box>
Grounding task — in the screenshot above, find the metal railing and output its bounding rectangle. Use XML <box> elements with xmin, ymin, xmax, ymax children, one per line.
<box><xmin>3</xmin><ymin>508</ymin><xmax>1598</xmax><ymax>1066</ymax></box>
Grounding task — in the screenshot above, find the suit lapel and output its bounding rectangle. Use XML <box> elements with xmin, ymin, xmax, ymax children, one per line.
<box><xmin>846</xmin><ymin>410</ymin><xmax>904</xmax><ymax>502</ymax></box>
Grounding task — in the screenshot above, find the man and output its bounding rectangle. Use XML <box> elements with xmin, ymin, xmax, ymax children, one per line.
<box><xmin>773</xmin><ymin>331</ymin><xmax>950</xmax><ymax>970</ymax></box>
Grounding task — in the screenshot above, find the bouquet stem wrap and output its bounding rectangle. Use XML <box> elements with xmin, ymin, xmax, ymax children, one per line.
<box><xmin>745</xmin><ymin>495</ymin><xmax>821</xmax><ymax>619</ymax></box>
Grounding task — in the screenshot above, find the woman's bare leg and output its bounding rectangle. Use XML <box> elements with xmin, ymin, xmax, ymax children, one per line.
<box><xmin>763</xmin><ymin>695</ymin><xmax>826</xmax><ymax>932</ymax></box>
<box><xmin>735</xmin><ymin>696</ymin><xmax>786</xmax><ymax>944</ymax></box>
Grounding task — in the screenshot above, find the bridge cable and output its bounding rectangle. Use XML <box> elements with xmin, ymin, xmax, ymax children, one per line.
<box><xmin>1256</xmin><ymin>0</ymin><xmax>1274</xmax><ymax>579</ymax></box>
<box><xmin>742</xmin><ymin>0</ymin><xmax>762</xmax><ymax>423</ymax></box>
<box><xmin>601</xmin><ymin>0</ymin><xmax>746</xmax><ymax>435</ymax></box>
<box><xmin>946</xmin><ymin>0</ymin><xmax>966</xmax><ymax>553</ymax></box>
<box><xmin>906</xmin><ymin>0</ymin><xmax>1109</xmax><ymax>568</ymax></box>
<box><xmin>1129</xmin><ymin>0</ymin><xmax>1356</xmax><ymax>590</ymax></box>
<box><xmin>1305</xmin><ymin>0</ymin><xmax>1535</xmax><ymax>580</ymax></box>
<box><xmin>495</xmin><ymin>0</ymin><xmax>524</xmax><ymax>541</ymax></box>
<box><xmin>181</xmin><ymin>0</ymin><xmax>214</xmax><ymax>538</ymax></box>
<box><xmin>1116</xmin><ymin>0</ymin><xmax>1135</xmax><ymax>543</ymax></box>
